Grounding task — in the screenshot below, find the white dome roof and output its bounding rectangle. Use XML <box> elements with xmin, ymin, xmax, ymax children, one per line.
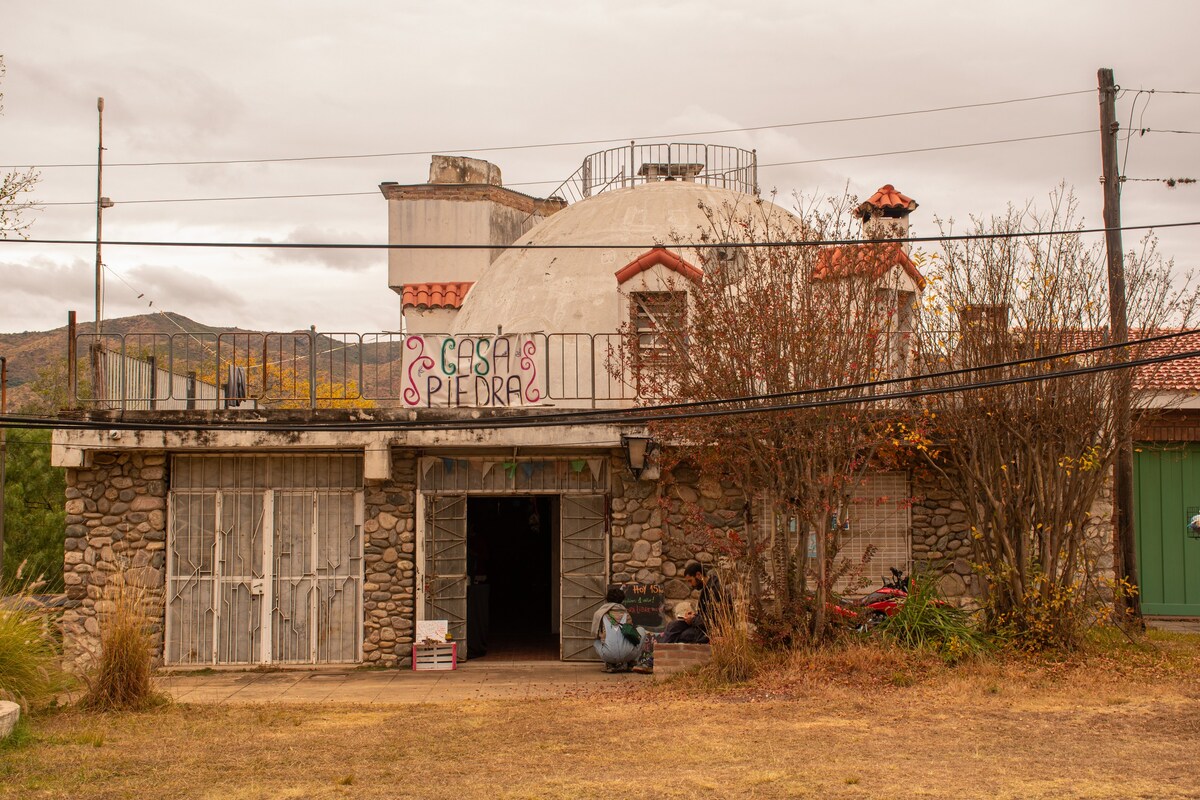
<box><xmin>451</xmin><ymin>181</ymin><xmax>800</xmax><ymax>335</ymax></box>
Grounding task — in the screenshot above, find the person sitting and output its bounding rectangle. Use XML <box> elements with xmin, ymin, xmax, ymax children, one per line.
<box><xmin>683</xmin><ymin>562</ymin><xmax>724</xmax><ymax>636</ymax></box>
<box><xmin>658</xmin><ymin>600</ymin><xmax>708</xmax><ymax>644</ymax></box>
<box><xmin>590</xmin><ymin>587</ymin><xmax>645</xmax><ymax>672</ymax></box>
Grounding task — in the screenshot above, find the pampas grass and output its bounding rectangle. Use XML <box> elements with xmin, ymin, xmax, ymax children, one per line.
<box><xmin>80</xmin><ymin>572</ymin><xmax>167</xmax><ymax>711</ymax></box>
<box><xmin>0</xmin><ymin>571</ymin><xmax>70</xmax><ymax>711</ymax></box>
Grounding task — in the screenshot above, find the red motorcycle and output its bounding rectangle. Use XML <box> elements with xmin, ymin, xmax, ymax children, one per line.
<box><xmin>857</xmin><ymin>567</ymin><xmax>912</xmax><ymax>625</ymax></box>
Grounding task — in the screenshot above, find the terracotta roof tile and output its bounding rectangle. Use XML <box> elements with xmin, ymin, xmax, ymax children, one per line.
<box><xmin>813</xmin><ymin>242</ymin><xmax>926</xmax><ymax>290</ymax></box>
<box><xmin>401</xmin><ymin>281</ymin><xmax>474</xmax><ymax>310</ymax></box>
<box><xmin>1132</xmin><ymin>330</ymin><xmax>1200</xmax><ymax>391</ymax></box>
<box><xmin>863</xmin><ymin>184</ymin><xmax>918</xmax><ymax>212</ymax></box>
<box><xmin>980</xmin><ymin>329</ymin><xmax>1200</xmax><ymax>392</ymax></box>
<box><xmin>614</xmin><ymin>247</ymin><xmax>703</xmax><ymax>285</ymax></box>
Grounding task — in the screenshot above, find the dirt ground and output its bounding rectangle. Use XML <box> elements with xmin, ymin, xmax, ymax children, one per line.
<box><xmin>3</xmin><ymin>633</ymin><xmax>1198</xmax><ymax>800</ymax></box>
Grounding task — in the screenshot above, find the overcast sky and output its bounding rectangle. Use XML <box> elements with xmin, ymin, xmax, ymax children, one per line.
<box><xmin>1</xmin><ymin>1</ymin><xmax>1198</xmax><ymax>334</ymax></box>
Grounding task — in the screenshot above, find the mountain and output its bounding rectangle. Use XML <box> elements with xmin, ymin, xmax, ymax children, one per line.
<box><xmin>0</xmin><ymin>313</ymin><xmax>280</xmax><ymax>411</ymax></box>
<box><xmin>0</xmin><ymin>313</ymin><xmax>405</xmax><ymax>411</ymax></box>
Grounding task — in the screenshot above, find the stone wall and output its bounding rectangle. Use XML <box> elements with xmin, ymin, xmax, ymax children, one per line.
<box><xmin>61</xmin><ymin>451</ymin><xmax>168</xmax><ymax>672</ymax></box>
<box><xmin>911</xmin><ymin>469</ymin><xmax>1117</xmax><ymax>606</ymax></box>
<box><xmin>910</xmin><ymin>471</ymin><xmax>977</xmax><ymax>604</ymax></box>
<box><xmin>610</xmin><ymin>458</ymin><xmax>736</xmax><ymax>616</ymax></box>
<box><xmin>361</xmin><ymin>453</ymin><xmax>418</xmax><ymax>666</ymax></box>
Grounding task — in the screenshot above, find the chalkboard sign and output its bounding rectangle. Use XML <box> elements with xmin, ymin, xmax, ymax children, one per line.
<box><xmin>621</xmin><ymin>583</ymin><xmax>665</xmax><ymax>629</ymax></box>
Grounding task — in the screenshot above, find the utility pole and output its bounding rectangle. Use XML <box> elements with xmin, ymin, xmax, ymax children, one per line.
<box><xmin>95</xmin><ymin>96</ymin><xmax>106</xmax><ymax>335</ymax></box>
<box><xmin>92</xmin><ymin>98</ymin><xmax>114</xmax><ymax>407</ymax></box>
<box><xmin>1098</xmin><ymin>67</ymin><xmax>1141</xmax><ymax>622</ymax></box>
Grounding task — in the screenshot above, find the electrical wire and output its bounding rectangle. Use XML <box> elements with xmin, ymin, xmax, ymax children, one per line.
<box><xmin>7</xmin><ymin>345</ymin><xmax>1198</xmax><ymax>434</ymax></box>
<box><xmin>0</xmin><ymin>89</ymin><xmax>1093</xmax><ymax>171</ymax></box>
<box><xmin>3</xmin><ymin>219</ymin><xmax>1198</xmax><ymax>251</ymax></box>
<box><xmin>7</xmin><ymin>129</ymin><xmax>1097</xmax><ymax>209</ymax></box>
<box><xmin>8</xmin><ymin>333</ymin><xmax>1198</xmax><ymax>434</ymax></box>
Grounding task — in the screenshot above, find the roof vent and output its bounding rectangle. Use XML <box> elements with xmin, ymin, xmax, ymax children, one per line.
<box><xmin>637</xmin><ymin>162</ymin><xmax>705</xmax><ymax>182</ymax></box>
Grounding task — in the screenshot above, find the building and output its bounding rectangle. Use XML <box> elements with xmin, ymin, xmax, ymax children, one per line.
<box><xmin>67</xmin><ymin>142</ymin><xmax>1186</xmax><ymax>673</ymax></box>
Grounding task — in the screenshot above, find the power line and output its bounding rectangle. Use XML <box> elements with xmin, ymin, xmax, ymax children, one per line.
<box><xmin>7</xmin><ymin>343</ymin><xmax>1198</xmax><ymax>434</ymax></box>
<box><xmin>8</xmin><ymin>128</ymin><xmax>1097</xmax><ymax>209</ymax></box>
<box><xmin>756</xmin><ymin>130</ymin><xmax>1092</xmax><ymax>169</ymax></box>
<box><xmin>13</xmin><ymin>329</ymin><xmax>1200</xmax><ymax>429</ymax></box>
<box><xmin>0</xmin><ymin>89</ymin><xmax>1092</xmax><ymax>171</ymax></box>
<box><xmin>3</xmin><ymin>219</ymin><xmax>1198</xmax><ymax>251</ymax></box>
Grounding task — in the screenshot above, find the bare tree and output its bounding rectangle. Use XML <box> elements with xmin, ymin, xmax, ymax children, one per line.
<box><xmin>0</xmin><ymin>56</ymin><xmax>39</xmax><ymax>238</ymax></box>
<box><xmin>911</xmin><ymin>189</ymin><xmax>1195</xmax><ymax>647</ymax></box>
<box><xmin>621</xmin><ymin>194</ymin><xmax>917</xmax><ymax>641</ymax></box>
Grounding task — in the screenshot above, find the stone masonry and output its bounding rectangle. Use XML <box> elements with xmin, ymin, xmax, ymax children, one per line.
<box><xmin>361</xmin><ymin>452</ymin><xmax>418</xmax><ymax>666</ymax></box>
<box><xmin>912</xmin><ymin>469</ymin><xmax>1117</xmax><ymax>606</ymax></box>
<box><xmin>61</xmin><ymin>451</ymin><xmax>168</xmax><ymax>671</ymax></box>
<box><xmin>610</xmin><ymin>457</ymin><xmax>735</xmax><ymax>617</ymax></box>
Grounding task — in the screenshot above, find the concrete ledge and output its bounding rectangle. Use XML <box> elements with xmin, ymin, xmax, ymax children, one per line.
<box><xmin>654</xmin><ymin>643</ymin><xmax>712</xmax><ymax>680</ymax></box>
<box><xmin>0</xmin><ymin>701</ymin><xmax>20</xmax><ymax>739</ymax></box>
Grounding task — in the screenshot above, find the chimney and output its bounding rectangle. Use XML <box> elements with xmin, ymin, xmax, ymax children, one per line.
<box><xmin>855</xmin><ymin>184</ymin><xmax>918</xmax><ymax>250</ymax></box>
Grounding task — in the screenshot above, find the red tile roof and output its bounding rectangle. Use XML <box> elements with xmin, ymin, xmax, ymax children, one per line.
<box><xmin>814</xmin><ymin>242</ymin><xmax>927</xmax><ymax>290</ymax></box>
<box><xmin>614</xmin><ymin>247</ymin><xmax>703</xmax><ymax>285</ymax></box>
<box><xmin>1132</xmin><ymin>330</ymin><xmax>1200</xmax><ymax>391</ymax></box>
<box><xmin>862</xmin><ymin>184</ymin><xmax>918</xmax><ymax>212</ymax></box>
<box><xmin>985</xmin><ymin>328</ymin><xmax>1200</xmax><ymax>392</ymax></box>
<box><xmin>401</xmin><ymin>281</ymin><xmax>473</xmax><ymax>310</ymax></box>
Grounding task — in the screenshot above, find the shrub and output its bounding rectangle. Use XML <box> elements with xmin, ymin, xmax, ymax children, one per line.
<box><xmin>0</xmin><ymin>575</ymin><xmax>70</xmax><ymax>711</ymax></box>
<box><xmin>877</xmin><ymin>577</ymin><xmax>989</xmax><ymax>663</ymax></box>
<box><xmin>80</xmin><ymin>574</ymin><xmax>167</xmax><ymax>711</ymax></box>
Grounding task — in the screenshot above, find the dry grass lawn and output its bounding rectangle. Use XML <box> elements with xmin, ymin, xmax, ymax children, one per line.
<box><xmin>2</xmin><ymin>631</ymin><xmax>1198</xmax><ymax>800</ymax></box>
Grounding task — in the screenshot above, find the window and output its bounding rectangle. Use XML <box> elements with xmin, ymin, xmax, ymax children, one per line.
<box><xmin>631</xmin><ymin>291</ymin><xmax>687</xmax><ymax>364</ymax></box>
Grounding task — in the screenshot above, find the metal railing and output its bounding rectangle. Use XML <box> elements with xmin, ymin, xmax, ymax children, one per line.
<box><xmin>542</xmin><ymin>142</ymin><xmax>759</xmax><ymax>205</ymax></box>
<box><xmin>73</xmin><ymin>330</ymin><xmax>638</xmax><ymax>411</ymax></box>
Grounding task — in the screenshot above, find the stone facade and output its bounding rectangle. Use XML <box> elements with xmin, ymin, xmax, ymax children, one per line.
<box><xmin>610</xmin><ymin>459</ymin><xmax>737</xmax><ymax>615</ymax></box>
<box><xmin>361</xmin><ymin>453</ymin><xmax>418</xmax><ymax>666</ymax></box>
<box><xmin>910</xmin><ymin>471</ymin><xmax>977</xmax><ymax>603</ymax></box>
<box><xmin>911</xmin><ymin>469</ymin><xmax>1117</xmax><ymax>606</ymax></box>
<box><xmin>61</xmin><ymin>451</ymin><xmax>168</xmax><ymax>671</ymax></box>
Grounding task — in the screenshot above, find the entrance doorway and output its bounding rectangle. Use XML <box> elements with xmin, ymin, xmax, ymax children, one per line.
<box><xmin>465</xmin><ymin>496</ymin><xmax>560</xmax><ymax>660</ymax></box>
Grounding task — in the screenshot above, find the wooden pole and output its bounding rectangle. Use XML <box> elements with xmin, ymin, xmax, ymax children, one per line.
<box><xmin>1098</xmin><ymin>67</ymin><xmax>1141</xmax><ymax>621</ymax></box>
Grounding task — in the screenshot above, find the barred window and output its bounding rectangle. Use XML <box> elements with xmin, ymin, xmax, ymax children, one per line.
<box><xmin>631</xmin><ymin>291</ymin><xmax>687</xmax><ymax>362</ymax></box>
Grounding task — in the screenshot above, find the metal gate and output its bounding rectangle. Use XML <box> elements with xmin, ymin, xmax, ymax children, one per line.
<box><xmin>166</xmin><ymin>455</ymin><xmax>364</xmax><ymax>665</ymax></box>
<box><xmin>423</xmin><ymin>495</ymin><xmax>468</xmax><ymax>644</ymax></box>
<box><xmin>560</xmin><ymin>494</ymin><xmax>607</xmax><ymax>661</ymax></box>
<box><xmin>1135</xmin><ymin>445</ymin><xmax>1200</xmax><ymax>616</ymax></box>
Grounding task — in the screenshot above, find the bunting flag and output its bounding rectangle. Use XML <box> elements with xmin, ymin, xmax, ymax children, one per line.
<box><xmin>442</xmin><ymin>457</ymin><xmax>457</xmax><ymax>473</ymax></box>
<box><xmin>586</xmin><ymin>458</ymin><xmax>604</xmax><ymax>479</ymax></box>
<box><xmin>419</xmin><ymin>457</ymin><xmax>436</xmax><ymax>480</ymax></box>
<box><xmin>503</xmin><ymin>461</ymin><xmax>518</xmax><ymax>478</ymax></box>
<box><xmin>481</xmin><ymin>461</ymin><xmax>496</xmax><ymax>480</ymax></box>
<box><xmin>521</xmin><ymin>462</ymin><xmax>535</xmax><ymax>480</ymax></box>
<box><xmin>569</xmin><ymin>459</ymin><xmax>587</xmax><ymax>474</ymax></box>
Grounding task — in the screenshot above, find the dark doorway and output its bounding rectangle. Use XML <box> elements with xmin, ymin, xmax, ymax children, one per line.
<box><xmin>466</xmin><ymin>495</ymin><xmax>560</xmax><ymax>660</ymax></box>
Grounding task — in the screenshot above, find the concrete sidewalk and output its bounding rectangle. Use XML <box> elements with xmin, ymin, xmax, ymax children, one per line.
<box><xmin>157</xmin><ymin>661</ymin><xmax>643</xmax><ymax>704</ymax></box>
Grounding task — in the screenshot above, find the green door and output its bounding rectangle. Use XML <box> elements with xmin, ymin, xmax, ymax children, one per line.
<box><xmin>1134</xmin><ymin>445</ymin><xmax>1200</xmax><ymax>616</ymax></box>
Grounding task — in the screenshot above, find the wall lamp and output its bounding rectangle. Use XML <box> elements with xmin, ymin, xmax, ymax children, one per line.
<box><xmin>621</xmin><ymin>434</ymin><xmax>657</xmax><ymax>480</ymax></box>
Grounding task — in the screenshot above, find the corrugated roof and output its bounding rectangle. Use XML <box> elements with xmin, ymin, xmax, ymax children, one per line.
<box><xmin>401</xmin><ymin>281</ymin><xmax>474</xmax><ymax>310</ymax></box>
<box><xmin>814</xmin><ymin>242</ymin><xmax>926</xmax><ymax>290</ymax></box>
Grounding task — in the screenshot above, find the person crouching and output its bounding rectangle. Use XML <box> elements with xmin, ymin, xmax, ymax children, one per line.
<box><xmin>590</xmin><ymin>587</ymin><xmax>645</xmax><ymax>672</ymax></box>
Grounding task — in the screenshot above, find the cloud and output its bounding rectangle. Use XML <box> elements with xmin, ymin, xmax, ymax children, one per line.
<box><xmin>254</xmin><ymin>224</ymin><xmax>381</xmax><ymax>272</ymax></box>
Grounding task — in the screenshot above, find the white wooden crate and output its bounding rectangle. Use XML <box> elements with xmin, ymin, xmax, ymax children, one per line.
<box><xmin>412</xmin><ymin>642</ymin><xmax>458</xmax><ymax>671</ymax></box>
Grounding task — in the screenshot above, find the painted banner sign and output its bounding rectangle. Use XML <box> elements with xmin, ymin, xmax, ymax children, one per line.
<box><xmin>401</xmin><ymin>334</ymin><xmax>546</xmax><ymax>408</ymax></box>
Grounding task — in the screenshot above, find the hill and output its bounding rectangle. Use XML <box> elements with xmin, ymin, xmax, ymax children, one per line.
<box><xmin>0</xmin><ymin>313</ymin><xmax>277</xmax><ymax>411</ymax></box>
<box><xmin>0</xmin><ymin>313</ymin><xmax>403</xmax><ymax>411</ymax></box>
